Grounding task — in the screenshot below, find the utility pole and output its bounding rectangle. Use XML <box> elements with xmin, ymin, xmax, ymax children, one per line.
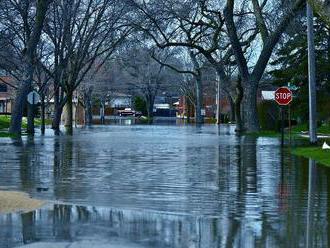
<box><xmin>216</xmin><ymin>74</ymin><xmax>221</xmax><ymax>125</ymax></box>
<box><xmin>307</xmin><ymin>3</ymin><xmax>318</xmax><ymax>144</ymax></box>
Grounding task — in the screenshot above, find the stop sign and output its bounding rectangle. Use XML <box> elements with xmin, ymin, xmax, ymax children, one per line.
<box><xmin>275</xmin><ymin>87</ymin><xmax>293</xmax><ymax>106</ymax></box>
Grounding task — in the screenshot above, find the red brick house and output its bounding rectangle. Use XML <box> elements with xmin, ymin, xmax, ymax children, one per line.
<box><xmin>176</xmin><ymin>94</ymin><xmax>231</xmax><ymax>119</ymax></box>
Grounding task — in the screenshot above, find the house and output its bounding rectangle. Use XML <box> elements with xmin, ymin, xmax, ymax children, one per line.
<box><xmin>0</xmin><ymin>76</ymin><xmax>16</xmax><ymax>114</ymax></box>
<box><xmin>110</xmin><ymin>93</ymin><xmax>132</xmax><ymax>109</ymax></box>
<box><xmin>153</xmin><ymin>95</ymin><xmax>178</xmax><ymax>117</ymax></box>
<box><xmin>92</xmin><ymin>93</ymin><xmax>132</xmax><ymax>117</ymax></box>
<box><xmin>176</xmin><ymin>94</ymin><xmax>231</xmax><ymax>120</ymax></box>
<box><xmin>61</xmin><ymin>94</ymin><xmax>85</xmax><ymax>125</ymax></box>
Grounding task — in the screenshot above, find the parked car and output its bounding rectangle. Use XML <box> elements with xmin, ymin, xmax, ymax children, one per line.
<box><xmin>117</xmin><ymin>108</ymin><xmax>142</xmax><ymax>117</ymax></box>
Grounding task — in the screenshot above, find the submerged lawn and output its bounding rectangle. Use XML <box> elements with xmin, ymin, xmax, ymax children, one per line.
<box><xmin>292</xmin><ymin>147</ymin><xmax>330</xmax><ymax>166</ymax></box>
<box><xmin>0</xmin><ymin>132</ymin><xmax>17</xmax><ymax>138</ymax></box>
<box><xmin>292</xmin><ymin>123</ymin><xmax>330</xmax><ymax>134</ymax></box>
<box><xmin>0</xmin><ymin>116</ymin><xmax>51</xmax><ymax>138</ymax></box>
<box><xmin>0</xmin><ymin>115</ymin><xmax>11</xmax><ymax>129</ymax></box>
<box><xmin>250</xmin><ymin>123</ymin><xmax>330</xmax><ymax>139</ymax></box>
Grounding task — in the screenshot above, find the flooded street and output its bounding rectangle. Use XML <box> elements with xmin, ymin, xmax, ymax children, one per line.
<box><xmin>0</xmin><ymin>124</ymin><xmax>329</xmax><ymax>247</ymax></box>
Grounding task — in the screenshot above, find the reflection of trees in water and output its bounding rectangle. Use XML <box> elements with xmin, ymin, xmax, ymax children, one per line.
<box><xmin>54</xmin><ymin>137</ymin><xmax>75</xmax><ymax>189</ymax></box>
<box><xmin>53</xmin><ymin>137</ymin><xmax>92</xmax><ymax>201</ymax></box>
<box><xmin>18</xmin><ymin>137</ymin><xmax>50</xmax><ymax>191</ymax></box>
<box><xmin>2</xmin><ymin>129</ymin><xmax>330</xmax><ymax>247</ymax></box>
<box><xmin>0</xmin><ymin>203</ymin><xmax>276</xmax><ymax>247</ymax></box>
<box><xmin>282</xmin><ymin>157</ymin><xmax>329</xmax><ymax>247</ymax></box>
<box><xmin>240</xmin><ymin>136</ymin><xmax>257</xmax><ymax>193</ymax></box>
<box><xmin>0</xmin><ymin>205</ymin><xmax>236</xmax><ymax>247</ymax></box>
<box><xmin>1</xmin><ymin>188</ymin><xmax>326</xmax><ymax>248</ymax></box>
<box><xmin>182</xmin><ymin>135</ymin><xmax>288</xmax><ymax>247</ymax></box>
<box><xmin>22</xmin><ymin>211</ymin><xmax>36</xmax><ymax>244</ymax></box>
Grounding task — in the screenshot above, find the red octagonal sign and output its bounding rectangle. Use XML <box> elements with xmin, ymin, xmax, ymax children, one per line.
<box><xmin>275</xmin><ymin>87</ymin><xmax>292</xmax><ymax>106</ymax></box>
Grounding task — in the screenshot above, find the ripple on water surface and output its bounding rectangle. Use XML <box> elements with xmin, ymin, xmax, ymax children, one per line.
<box><xmin>0</xmin><ymin>125</ymin><xmax>329</xmax><ymax>247</ymax></box>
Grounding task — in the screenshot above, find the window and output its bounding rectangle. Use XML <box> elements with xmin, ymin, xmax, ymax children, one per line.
<box><xmin>0</xmin><ymin>83</ymin><xmax>7</xmax><ymax>92</ymax></box>
<box><xmin>0</xmin><ymin>101</ymin><xmax>4</xmax><ymax>113</ymax></box>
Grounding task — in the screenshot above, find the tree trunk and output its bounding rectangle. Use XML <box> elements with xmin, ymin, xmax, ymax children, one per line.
<box><xmin>53</xmin><ymin>106</ymin><xmax>63</xmax><ymax>136</ymax></box>
<box><xmin>235</xmin><ymin>79</ymin><xmax>244</xmax><ymax>133</ymax></box>
<box><xmin>147</xmin><ymin>104</ymin><xmax>153</xmax><ymax>123</ymax></box>
<box><xmin>186</xmin><ymin>98</ymin><xmax>191</xmax><ymax>123</ymax></box>
<box><xmin>195</xmin><ymin>76</ymin><xmax>204</xmax><ymax>124</ymax></box>
<box><xmin>52</xmin><ymin>88</ymin><xmax>62</xmax><ymax>135</ymax></box>
<box><xmin>65</xmin><ymin>91</ymin><xmax>73</xmax><ymax>135</ymax></box>
<box><xmin>26</xmin><ymin>84</ymin><xmax>35</xmax><ymax>135</ymax></box>
<box><xmin>146</xmin><ymin>96</ymin><xmax>154</xmax><ymax>124</ymax></box>
<box><xmin>100</xmin><ymin>100</ymin><xmax>105</xmax><ymax>124</ymax></box>
<box><xmin>41</xmin><ymin>95</ymin><xmax>45</xmax><ymax>135</ymax></box>
<box><xmin>27</xmin><ymin>103</ymin><xmax>35</xmax><ymax>135</ymax></box>
<box><xmin>84</xmin><ymin>99</ymin><xmax>93</xmax><ymax>126</ymax></box>
<box><xmin>9</xmin><ymin>63</ymin><xmax>33</xmax><ymax>135</ymax></box>
<box><xmin>83</xmin><ymin>90</ymin><xmax>93</xmax><ymax>126</ymax></box>
<box><xmin>228</xmin><ymin>96</ymin><xmax>236</xmax><ymax>123</ymax></box>
<box><xmin>242</xmin><ymin>83</ymin><xmax>259</xmax><ymax>132</ymax></box>
<box><xmin>86</xmin><ymin>102</ymin><xmax>93</xmax><ymax>125</ymax></box>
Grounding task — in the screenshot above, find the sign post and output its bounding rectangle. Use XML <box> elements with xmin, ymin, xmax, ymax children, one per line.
<box><xmin>275</xmin><ymin>87</ymin><xmax>293</xmax><ymax>148</ymax></box>
<box><xmin>27</xmin><ymin>91</ymin><xmax>40</xmax><ymax>135</ymax></box>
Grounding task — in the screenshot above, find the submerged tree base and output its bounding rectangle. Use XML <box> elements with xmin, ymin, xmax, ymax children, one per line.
<box><xmin>292</xmin><ymin>147</ymin><xmax>330</xmax><ymax>166</ymax></box>
<box><xmin>0</xmin><ymin>191</ymin><xmax>45</xmax><ymax>214</ymax></box>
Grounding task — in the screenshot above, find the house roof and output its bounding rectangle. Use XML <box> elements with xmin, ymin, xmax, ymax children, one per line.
<box><xmin>0</xmin><ymin>76</ymin><xmax>17</xmax><ymax>89</ymax></box>
<box><xmin>0</xmin><ymin>76</ymin><xmax>16</xmax><ymax>100</ymax></box>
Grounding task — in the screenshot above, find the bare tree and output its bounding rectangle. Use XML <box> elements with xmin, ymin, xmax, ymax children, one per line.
<box><xmin>223</xmin><ymin>0</ymin><xmax>304</xmax><ymax>131</ymax></box>
<box><xmin>127</xmin><ymin>0</ymin><xmax>250</xmax><ymax>131</ymax></box>
<box><xmin>42</xmin><ymin>0</ymin><xmax>131</xmax><ymax>134</ymax></box>
<box><xmin>79</xmin><ymin>61</ymin><xmax>120</xmax><ymax>125</ymax></box>
<box><xmin>153</xmin><ymin>47</ymin><xmax>205</xmax><ymax>124</ymax></box>
<box><xmin>0</xmin><ymin>0</ymin><xmax>52</xmax><ymax>135</ymax></box>
<box><xmin>34</xmin><ymin>61</ymin><xmax>52</xmax><ymax>135</ymax></box>
<box><xmin>118</xmin><ymin>44</ymin><xmax>179</xmax><ymax>121</ymax></box>
<box><xmin>128</xmin><ymin>0</ymin><xmax>305</xmax><ymax>132</ymax></box>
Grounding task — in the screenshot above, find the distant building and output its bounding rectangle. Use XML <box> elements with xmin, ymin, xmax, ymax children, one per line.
<box><xmin>176</xmin><ymin>94</ymin><xmax>231</xmax><ymax>120</ymax></box>
<box><xmin>110</xmin><ymin>93</ymin><xmax>132</xmax><ymax>109</ymax></box>
<box><xmin>61</xmin><ymin>94</ymin><xmax>85</xmax><ymax>125</ymax></box>
<box><xmin>92</xmin><ymin>93</ymin><xmax>132</xmax><ymax>116</ymax></box>
<box><xmin>153</xmin><ymin>95</ymin><xmax>179</xmax><ymax>117</ymax></box>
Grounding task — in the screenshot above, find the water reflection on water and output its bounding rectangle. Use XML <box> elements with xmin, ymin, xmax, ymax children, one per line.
<box><xmin>0</xmin><ymin>125</ymin><xmax>329</xmax><ymax>247</ymax></box>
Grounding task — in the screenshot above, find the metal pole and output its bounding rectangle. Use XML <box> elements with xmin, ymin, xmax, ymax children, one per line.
<box><xmin>307</xmin><ymin>3</ymin><xmax>318</xmax><ymax>144</ymax></box>
<box><xmin>32</xmin><ymin>92</ymin><xmax>35</xmax><ymax>135</ymax></box>
<box><xmin>216</xmin><ymin>75</ymin><xmax>221</xmax><ymax>125</ymax></box>
<box><xmin>281</xmin><ymin>107</ymin><xmax>285</xmax><ymax>148</ymax></box>
<box><xmin>289</xmin><ymin>105</ymin><xmax>292</xmax><ymax>145</ymax></box>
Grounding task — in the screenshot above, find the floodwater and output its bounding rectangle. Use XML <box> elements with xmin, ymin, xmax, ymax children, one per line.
<box><xmin>0</xmin><ymin>124</ymin><xmax>329</xmax><ymax>247</ymax></box>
